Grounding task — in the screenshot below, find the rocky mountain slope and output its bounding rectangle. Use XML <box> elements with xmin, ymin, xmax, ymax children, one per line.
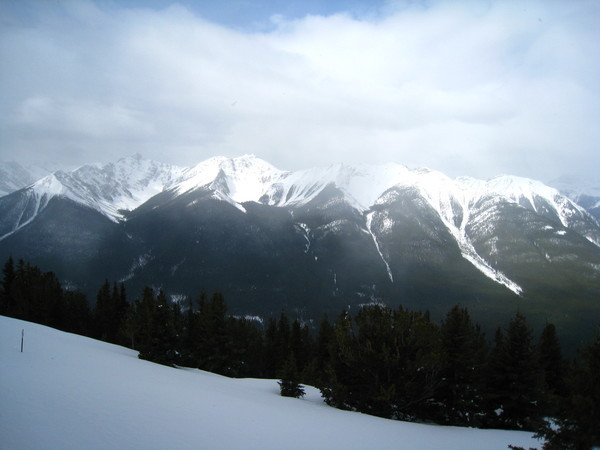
<box><xmin>1</xmin><ymin>154</ymin><xmax>598</xmax><ymax>347</ymax></box>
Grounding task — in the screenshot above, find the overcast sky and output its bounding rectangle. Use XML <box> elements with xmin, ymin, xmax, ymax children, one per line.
<box><xmin>1</xmin><ymin>0</ymin><xmax>599</xmax><ymax>183</ymax></box>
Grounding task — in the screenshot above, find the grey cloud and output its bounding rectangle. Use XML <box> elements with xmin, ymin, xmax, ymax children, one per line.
<box><xmin>0</xmin><ymin>0</ymin><xmax>599</xmax><ymax>185</ymax></box>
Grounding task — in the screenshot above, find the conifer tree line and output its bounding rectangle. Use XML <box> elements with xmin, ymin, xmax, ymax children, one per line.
<box><xmin>1</xmin><ymin>257</ymin><xmax>598</xmax><ymax>449</ymax></box>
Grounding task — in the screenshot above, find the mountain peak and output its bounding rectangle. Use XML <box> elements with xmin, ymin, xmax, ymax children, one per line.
<box><xmin>172</xmin><ymin>155</ymin><xmax>283</xmax><ymax>203</ymax></box>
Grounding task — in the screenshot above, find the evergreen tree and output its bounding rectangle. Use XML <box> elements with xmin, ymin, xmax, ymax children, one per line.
<box><xmin>92</xmin><ymin>280</ymin><xmax>130</xmax><ymax>344</ymax></box>
<box><xmin>135</xmin><ymin>288</ymin><xmax>179</xmax><ymax>366</ymax></box>
<box><xmin>279</xmin><ymin>352</ymin><xmax>305</xmax><ymax>398</ymax></box>
<box><xmin>390</xmin><ymin>306</ymin><xmax>443</xmax><ymax>421</ymax></box>
<box><xmin>178</xmin><ymin>292</ymin><xmax>205</xmax><ymax>366</ymax></box>
<box><xmin>8</xmin><ymin>261</ymin><xmax>63</xmax><ymax>327</ymax></box>
<box><xmin>61</xmin><ymin>290</ymin><xmax>92</xmax><ymax>336</ymax></box>
<box><xmin>321</xmin><ymin>309</ymin><xmax>356</xmax><ymax>411</ymax></box>
<box><xmin>484</xmin><ymin>313</ymin><xmax>543</xmax><ymax>430</ymax></box>
<box><xmin>540</xmin><ymin>331</ymin><xmax>600</xmax><ymax>449</ymax></box>
<box><xmin>149</xmin><ymin>290</ymin><xmax>179</xmax><ymax>366</ymax></box>
<box><xmin>94</xmin><ymin>280</ymin><xmax>113</xmax><ymax>341</ymax></box>
<box><xmin>276</xmin><ymin>311</ymin><xmax>291</xmax><ymax>364</ymax></box>
<box><xmin>195</xmin><ymin>292</ymin><xmax>231</xmax><ymax>374</ymax></box>
<box><xmin>121</xmin><ymin>302</ymin><xmax>140</xmax><ymax>350</ymax></box>
<box><xmin>133</xmin><ymin>286</ymin><xmax>158</xmax><ymax>354</ymax></box>
<box><xmin>437</xmin><ymin>305</ymin><xmax>486</xmax><ymax>426</ymax></box>
<box><xmin>289</xmin><ymin>318</ymin><xmax>312</xmax><ymax>376</ymax></box>
<box><xmin>264</xmin><ymin>317</ymin><xmax>279</xmax><ymax>378</ymax></box>
<box><xmin>0</xmin><ymin>257</ymin><xmax>94</xmax><ymax>336</ymax></box>
<box><xmin>224</xmin><ymin>316</ymin><xmax>264</xmax><ymax>378</ymax></box>
<box><xmin>321</xmin><ymin>305</ymin><xmax>443</xmax><ymax>421</ymax></box>
<box><xmin>0</xmin><ymin>256</ymin><xmax>15</xmax><ymax>314</ymax></box>
<box><xmin>112</xmin><ymin>282</ymin><xmax>130</xmax><ymax>345</ymax></box>
<box><xmin>538</xmin><ymin>322</ymin><xmax>567</xmax><ymax>417</ymax></box>
<box><xmin>307</xmin><ymin>314</ymin><xmax>334</xmax><ymax>387</ymax></box>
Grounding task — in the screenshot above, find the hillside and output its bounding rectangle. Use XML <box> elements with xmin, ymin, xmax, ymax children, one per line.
<box><xmin>0</xmin><ymin>315</ymin><xmax>541</xmax><ymax>449</ymax></box>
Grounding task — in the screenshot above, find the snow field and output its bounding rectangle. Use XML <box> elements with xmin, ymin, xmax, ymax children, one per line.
<box><xmin>0</xmin><ymin>315</ymin><xmax>541</xmax><ymax>449</ymax></box>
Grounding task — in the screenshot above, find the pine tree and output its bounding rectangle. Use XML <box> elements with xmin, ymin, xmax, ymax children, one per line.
<box><xmin>540</xmin><ymin>332</ymin><xmax>600</xmax><ymax>449</ymax></box>
<box><xmin>321</xmin><ymin>305</ymin><xmax>443</xmax><ymax>421</ymax></box>
<box><xmin>225</xmin><ymin>316</ymin><xmax>264</xmax><ymax>378</ymax></box>
<box><xmin>134</xmin><ymin>286</ymin><xmax>158</xmax><ymax>354</ymax></box>
<box><xmin>308</xmin><ymin>314</ymin><xmax>334</xmax><ymax>387</ymax></box>
<box><xmin>195</xmin><ymin>292</ymin><xmax>230</xmax><ymax>374</ymax></box>
<box><xmin>538</xmin><ymin>323</ymin><xmax>567</xmax><ymax>417</ymax></box>
<box><xmin>289</xmin><ymin>318</ymin><xmax>312</xmax><ymax>375</ymax></box>
<box><xmin>264</xmin><ymin>317</ymin><xmax>279</xmax><ymax>378</ymax></box>
<box><xmin>485</xmin><ymin>313</ymin><xmax>543</xmax><ymax>430</ymax></box>
<box><xmin>0</xmin><ymin>257</ymin><xmax>15</xmax><ymax>314</ymax></box>
<box><xmin>437</xmin><ymin>305</ymin><xmax>486</xmax><ymax>426</ymax></box>
<box><xmin>391</xmin><ymin>306</ymin><xmax>443</xmax><ymax>421</ymax></box>
<box><xmin>109</xmin><ymin>282</ymin><xmax>130</xmax><ymax>345</ymax></box>
<box><xmin>320</xmin><ymin>309</ymin><xmax>356</xmax><ymax>411</ymax></box>
<box><xmin>276</xmin><ymin>311</ymin><xmax>291</xmax><ymax>364</ymax></box>
<box><xmin>279</xmin><ymin>352</ymin><xmax>305</xmax><ymax>398</ymax></box>
<box><xmin>149</xmin><ymin>290</ymin><xmax>178</xmax><ymax>366</ymax></box>
<box><xmin>62</xmin><ymin>290</ymin><xmax>92</xmax><ymax>336</ymax></box>
<box><xmin>136</xmin><ymin>288</ymin><xmax>179</xmax><ymax>366</ymax></box>
<box><xmin>94</xmin><ymin>280</ymin><xmax>112</xmax><ymax>341</ymax></box>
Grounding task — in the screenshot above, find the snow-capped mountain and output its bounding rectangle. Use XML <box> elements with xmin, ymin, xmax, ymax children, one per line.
<box><xmin>549</xmin><ymin>176</ymin><xmax>600</xmax><ymax>221</ymax></box>
<box><xmin>0</xmin><ymin>161</ymin><xmax>36</xmax><ymax>197</ymax></box>
<box><xmin>159</xmin><ymin>156</ymin><xmax>597</xmax><ymax>296</ymax></box>
<box><xmin>1</xmin><ymin>154</ymin><xmax>599</xmax><ymax>348</ymax></box>
<box><xmin>0</xmin><ymin>160</ymin><xmax>69</xmax><ymax>197</ymax></box>
<box><xmin>0</xmin><ymin>154</ymin><xmax>184</xmax><ymax>239</ymax></box>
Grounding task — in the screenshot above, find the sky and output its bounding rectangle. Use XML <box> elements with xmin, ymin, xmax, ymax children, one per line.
<box><xmin>1</xmin><ymin>0</ymin><xmax>599</xmax><ymax>184</ymax></box>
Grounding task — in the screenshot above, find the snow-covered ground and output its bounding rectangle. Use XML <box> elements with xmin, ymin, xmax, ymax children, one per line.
<box><xmin>0</xmin><ymin>315</ymin><xmax>541</xmax><ymax>449</ymax></box>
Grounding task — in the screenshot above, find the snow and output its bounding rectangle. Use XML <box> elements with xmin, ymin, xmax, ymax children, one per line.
<box><xmin>265</xmin><ymin>162</ymin><xmax>410</xmax><ymax>210</ymax></box>
<box><xmin>0</xmin><ymin>176</ymin><xmax>58</xmax><ymax>241</ymax></box>
<box><xmin>0</xmin><ymin>315</ymin><xmax>541</xmax><ymax>450</ymax></box>
<box><xmin>10</xmin><ymin>153</ymin><xmax>592</xmax><ymax>231</ymax></box>
<box><xmin>366</xmin><ymin>211</ymin><xmax>394</xmax><ymax>283</ymax></box>
<box><xmin>297</xmin><ymin>223</ymin><xmax>311</xmax><ymax>253</ymax></box>
<box><xmin>383</xmin><ymin>169</ymin><xmax>524</xmax><ymax>295</ymax></box>
<box><xmin>173</xmin><ymin>155</ymin><xmax>282</xmax><ymax>205</ymax></box>
<box><xmin>7</xmin><ymin>155</ymin><xmax>185</xmax><ymax>225</ymax></box>
<box><xmin>32</xmin><ymin>172</ymin><xmax>66</xmax><ymax>198</ymax></box>
<box><xmin>482</xmin><ymin>175</ymin><xmax>590</xmax><ymax>229</ymax></box>
<box><xmin>120</xmin><ymin>252</ymin><xmax>153</xmax><ymax>282</ymax></box>
<box><xmin>3</xmin><ymin>153</ymin><xmax>597</xmax><ymax>292</ymax></box>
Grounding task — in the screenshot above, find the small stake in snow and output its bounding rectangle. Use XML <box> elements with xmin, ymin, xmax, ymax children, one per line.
<box><xmin>21</xmin><ymin>329</ymin><xmax>24</xmax><ymax>353</ymax></box>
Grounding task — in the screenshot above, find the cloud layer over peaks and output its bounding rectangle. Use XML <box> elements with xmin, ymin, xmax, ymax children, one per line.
<box><xmin>1</xmin><ymin>0</ymin><xmax>599</xmax><ymax>183</ymax></box>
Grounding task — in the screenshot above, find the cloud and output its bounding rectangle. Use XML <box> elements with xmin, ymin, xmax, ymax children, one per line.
<box><xmin>0</xmin><ymin>0</ymin><xmax>599</xmax><ymax>184</ymax></box>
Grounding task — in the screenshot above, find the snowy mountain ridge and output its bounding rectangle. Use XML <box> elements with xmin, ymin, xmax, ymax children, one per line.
<box><xmin>3</xmin><ymin>155</ymin><xmax>598</xmax><ymax>287</ymax></box>
<box><xmin>174</xmin><ymin>156</ymin><xmax>599</xmax><ymax>295</ymax></box>
<box><xmin>5</xmin><ymin>153</ymin><xmax>596</xmax><ymax>226</ymax></box>
<box><xmin>9</xmin><ymin>155</ymin><xmax>184</xmax><ymax>224</ymax></box>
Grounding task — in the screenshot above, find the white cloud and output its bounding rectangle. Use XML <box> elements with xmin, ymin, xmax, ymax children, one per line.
<box><xmin>0</xmin><ymin>0</ymin><xmax>599</xmax><ymax>184</ymax></box>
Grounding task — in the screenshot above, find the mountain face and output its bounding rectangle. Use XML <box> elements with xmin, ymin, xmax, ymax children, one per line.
<box><xmin>0</xmin><ymin>161</ymin><xmax>37</xmax><ymax>197</ymax></box>
<box><xmin>551</xmin><ymin>177</ymin><xmax>600</xmax><ymax>221</ymax></box>
<box><xmin>1</xmin><ymin>155</ymin><xmax>599</xmax><ymax>348</ymax></box>
<box><xmin>0</xmin><ymin>161</ymin><xmax>65</xmax><ymax>197</ymax></box>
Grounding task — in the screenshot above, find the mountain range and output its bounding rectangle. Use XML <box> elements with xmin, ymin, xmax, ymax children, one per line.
<box><xmin>1</xmin><ymin>154</ymin><xmax>599</xmax><ymax>348</ymax></box>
